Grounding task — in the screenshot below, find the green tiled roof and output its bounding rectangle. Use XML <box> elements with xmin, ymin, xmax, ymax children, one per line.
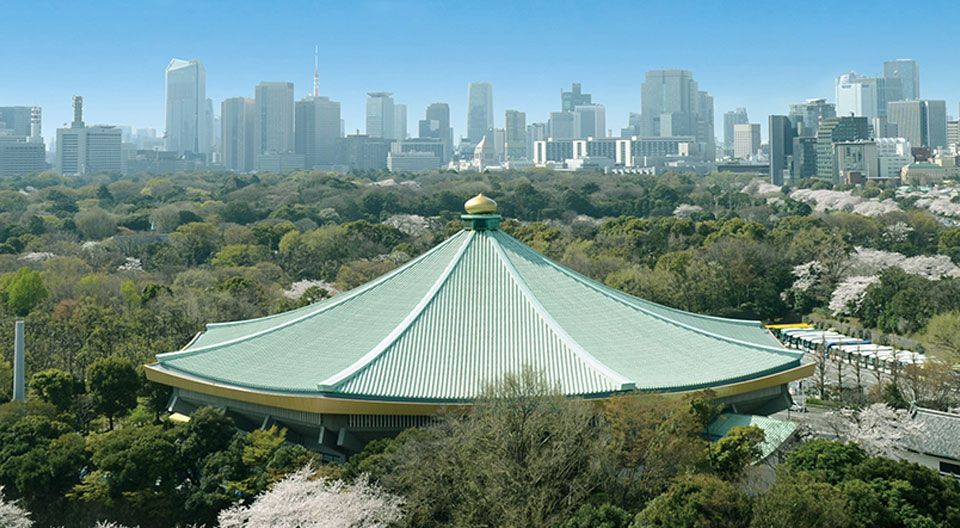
<box><xmin>708</xmin><ymin>413</ymin><xmax>799</xmax><ymax>460</ymax></box>
<box><xmin>155</xmin><ymin>225</ymin><xmax>802</xmax><ymax>402</ymax></box>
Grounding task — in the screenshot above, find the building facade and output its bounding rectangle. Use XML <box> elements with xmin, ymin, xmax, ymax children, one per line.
<box><xmin>365</xmin><ymin>92</ymin><xmax>395</xmax><ymax>139</ymax></box>
<box><xmin>220</xmin><ymin>97</ymin><xmax>256</xmax><ymax>172</ymax></box>
<box><xmin>574</xmin><ymin>104</ymin><xmax>605</xmax><ymax>139</ymax></box>
<box><xmin>788</xmin><ymin>99</ymin><xmax>836</xmax><ymax>137</ymax></box>
<box><xmin>254</xmin><ymin>82</ymin><xmax>295</xmax><ymax>155</ymax></box>
<box><xmin>884</xmin><ymin>59</ymin><xmax>920</xmax><ymax>101</ymax></box>
<box><xmin>418</xmin><ymin>103</ymin><xmax>452</xmax><ymax>163</ymax></box>
<box><xmin>561</xmin><ymin>83</ymin><xmax>591</xmax><ymax>112</ymax></box>
<box><xmin>816</xmin><ymin>116</ymin><xmax>870</xmax><ymax>182</ymax></box>
<box><xmin>466</xmin><ymin>82</ymin><xmax>494</xmax><ymax>144</ymax></box>
<box><xmin>769</xmin><ymin>115</ymin><xmax>796</xmax><ymax>185</ymax></box>
<box><xmin>888</xmin><ymin>100</ymin><xmax>948</xmax><ymax>150</ymax></box>
<box><xmin>504</xmin><ymin>110</ymin><xmax>526</xmax><ymax>161</ymax></box>
<box><xmin>165</xmin><ymin>58</ymin><xmax>210</xmax><ymax>156</ymax></box>
<box><xmin>733</xmin><ymin>123</ymin><xmax>760</xmax><ymax>159</ymax></box>
<box><xmin>639</xmin><ymin>69</ymin><xmax>714</xmax><ymax>159</ymax></box>
<box><xmin>723</xmin><ymin>108</ymin><xmax>748</xmax><ymax>151</ymax></box>
<box><xmin>295</xmin><ymin>95</ymin><xmax>341</xmax><ymax>169</ymax></box>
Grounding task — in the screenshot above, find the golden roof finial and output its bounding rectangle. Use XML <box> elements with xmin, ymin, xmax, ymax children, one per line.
<box><xmin>464</xmin><ymin>193</ymin><xmax>497</xmax><ymax>214</ymax></box>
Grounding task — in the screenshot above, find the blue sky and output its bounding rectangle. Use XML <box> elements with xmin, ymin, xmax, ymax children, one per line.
<box><xmin>2</xmin><ymin>0</ymin><xmax>956</xmax><ymax>144</ymax></box>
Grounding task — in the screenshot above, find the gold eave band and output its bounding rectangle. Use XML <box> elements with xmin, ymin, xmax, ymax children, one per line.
<box><xmin>145</xmin><ymin>361</ymin><xmax>814</xmax><ymax>416</ymax></box>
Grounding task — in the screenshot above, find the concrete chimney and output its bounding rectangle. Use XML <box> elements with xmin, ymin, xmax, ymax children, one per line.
<box><xmin>13</xmin><ymin>320</ymin><xmax>25</xmax><ymax>402</ymax></box>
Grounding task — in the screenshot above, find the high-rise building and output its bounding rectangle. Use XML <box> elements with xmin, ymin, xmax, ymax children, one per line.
<box><xmin>295</xmin><ymin>95</ymin><xmax>341</xmax><ymax>169</ymax></box>
<box><xmin>418</xmin><ymin>103</ymin><xmax>452</xmax><ymax>163</ymax></box>
<box><xmin>254</xmin><ymin>82</ymin><xmax>295</xmax><ymax>154</ymax></box>
<box><xmin>55</xmin><ymin>96</ymin><xmax>122</xmax><ymax>176</ymax></box>
<box><xmin>733</xmin><ymin>123</ymin><xmax>760</xmax><ymax>159</ymax></box>
<box><xmin>466</xmin><ymin>82</ymin><xmax>494</xmax><ymax>143</ymax></box>
<box><xmin>884</xmin><ymin>59</ymin><xmax>920</xmax><ymax>101</ymax></box>
<box><xmin>835</xmin><ymin>72</ymin><xmax>880</xmax><ymax>120</ymax></box>
<box><xmin>561</xmin><ymin>83</ymin><xmax>591</xmax><ymax>112</ymax></box>
<box><xmin>0</xmin><ymin>107</ymin><xmax>32</xmax><ymax>136</ymax></box>
<box><xmin>791</xmin><ymin>136</ymin><xmax>818</xmax><ymax>181</ymax></box>
<box><xmin>887</xmin><ymin>100</ymin><xmax>948</xmax><ymax>150</ymax></box>
<box><xmin>769</xmin><ymin>115</ymin><xmax>796</xmax><ymax>185</ymax></box>
<box><xmin>816</xmin><ymin>116</ymin><xmax>870</xmax><ymax>182</ymax></box>
<box><xmin>788</xmin><ymin>99</ymin><xmax>836</xmax><ymax>137</ymax></box>
<box><xmin>574</xmin><ymin>104</ymin><xmax>605</xmax><ymax>139</ymax></box>
<box><xmin>393</xmin><ymin>103</ymin><xmax>407</xmax><ymax>140</ymax></box>
<box><xmin>948</xmin><ymin>120</ymin><xmax>959</xmax><ymax>153</ymax></box>
<box><xmin>365</xmin><ymin>92</ymin><xmax>395</xmax><ymax>139</ymax></box>
<box><xmin>0</xmin><ymin>135</ymin><xmax>45</xmax><ymax>177</ymax></box>
<box><xmin>548</xmin><ymin>112</ymin><xmax>575</xmax><ymax>140</ymax></box>
<box><xmin>526</xmin><ymin>122</ymin><xmax>547</xmax><ymax>161</ymax></box>
<box><xmin>504</xmin><ymin>110</ymin><xmax>526</xmax><ymax>161</ymax></box>
<box><xmin>221</xmin><ymin>97</ymin><xmax>256</xmax><ymax>172</ymax></box>
<box><xmin>165</xmin><ymin>58</ymin><xmax>210</xmax><ymax>156</ymax></box>
<box><xmin>639</xmin><ymin>69</ymin><xmax>713</xmax><ymax>158</ymax></box>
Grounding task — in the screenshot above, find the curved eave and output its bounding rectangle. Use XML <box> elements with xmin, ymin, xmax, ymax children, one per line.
<box><xmin>145</xmin><ymin>361</ymin><xmax>815</xmax><ymax>416</ymax></box>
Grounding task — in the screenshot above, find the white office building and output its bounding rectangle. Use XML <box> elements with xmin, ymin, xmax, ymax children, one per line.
<box><xmin>165</xmin><ymin>58</ymin><xmax>210</xmax><ymax>156</ymax></box>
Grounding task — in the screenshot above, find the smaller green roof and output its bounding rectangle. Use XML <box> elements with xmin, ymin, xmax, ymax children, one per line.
<box><xmin>708</xmin><ymin>413</ymin><xmax>799</xmax><ymax>461</ymax></box>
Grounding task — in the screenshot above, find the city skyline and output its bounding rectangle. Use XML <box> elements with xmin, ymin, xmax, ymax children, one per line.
<box><xmin>3</xmin><ymin>1</ymin><xmax>958</xmax><ymax>145</ymax></box>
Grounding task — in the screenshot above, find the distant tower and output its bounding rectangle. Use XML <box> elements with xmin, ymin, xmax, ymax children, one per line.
<box><xmin>71</xmin><ymin>96</ymin><xmax>84</xmax><ymax>128</ymax></box>
<box><xmin>29</xmin><ymin>106</ymin><xmax>41</xmax><ymax>143</ymax></box>
<box><xmin>313</xmin><ymin>45</ymin><xmax>320</xmax><ymax>97</ymax></box>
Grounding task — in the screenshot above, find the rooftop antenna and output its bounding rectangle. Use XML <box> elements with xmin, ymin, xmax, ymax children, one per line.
<box><xmin>313</xmin><ymin>45</ymin><xmax>319</xmax><ymax>97</ymax></box>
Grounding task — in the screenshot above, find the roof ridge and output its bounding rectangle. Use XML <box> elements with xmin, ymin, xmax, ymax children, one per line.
<box><xmin>315</xmin><ymin>230</ymin><xmax>477</xmax><ymax>392</ymax></box>
<box><xmin>156</xmin><ymin>231</ymin><xmax>468</xmax><ymax>363</ymax></box>
<box><xmin>488</xmin><ymin>232</ymin><xmax>636</xmax><ymax>391</ymax></box>
<box><xmin>494</xmin><ymin>232</ymin><xmax>799</xmax><ymax>360</ymax></box>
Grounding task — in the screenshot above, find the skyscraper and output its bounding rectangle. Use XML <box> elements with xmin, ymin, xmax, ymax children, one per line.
<box><xmin>561</xmin><ymin>83</ymin><xmax>591</xmax><ymax>112</ymax></box>
<box><xmin>366</xmin><ymin>92</ymin><xmax>395</xmax><ymax>139</ymax></box>
<box><xmin>466</xmin><ymin>82</ymin><xmax>494</xmax><ymax>143</ymax></box>
<box><xmin>574</xmin><ymin>104</ymin><xmax>605</xmax><ymax>139</ymax></box>
<box><xmin>723</xmin><ymin>108</ymin><xmax>749</xmax><ymax>151</ymax></box>
<box><xmin>788</xmin><ymin>99</ymin><xmax>836</xmax><ymax>137</ymax></box>
<box><xmin>504</xmin><ymin>110</ymin><xmax>526</xmax><ymax>161</ymax></box>
<box><xmin>526</xmin><ymin>122</ymin><xmax>547</xmax><ymax>161</ymax></box>
<box><xmin>639</xmin><ymin>69</ymin><xmax>713</xmax><ymax>158</ymax></box>
<box><xmin>165</xmin><ymin>58</ymin><xmax>210</xmax><ymax>156</ymax></box>
<box><xmin>56</xmin><ymin>96</ymin><xmax>122</xmax><ymax>176</ymax></box>
<box><xmin>0</xmin><ymin>107</ymin><xmax>32</xmax><ymax>136</ymax></box>
<box><xmin>548</xmin><ymin>112</ymin><xmax>575</xmax><ymax>139</ymax></box>
<box><xmin>418</xmin><ymin>103</ymin><xmax>452</xmax><ymax>163</ymax></box>
<box><xmin>221</xmin><ymin>97</ymin><xmax>255</xmax><ymax>172</ymax></box>
<box><xmin>393</xmin><ymin>104</ymin><xmax>407</xmax><ymax>140</ymax></box>
<box><xmin>884</xmin><ymin>59</ymin><xmax>920</xmax><ymax>101</ymax></box>
<box><xmin>295</xmin><ymin>95</ymin><xmax>341</xmax><ymax>169</ymax></box>
<box><xmin>835</xmin><ymin>72</ymin><xmax>880</xmax><ymax>119</ymax></box>
<box><xmin>887</xmin><ymin>100</ymin><xmax>948</xmax><ymax>150</ymax></box>
<box><xmin>769</xmin><ymin>115</ymin><xmax>796</xmax><ymax>185</ymax></box>
<box><xmin>733</xmin><ymin>123</ymin><xmax>760</xmax><ymax>159</ymax></box>
<box><xmin>254</xmin><ymin>82</ymin><xmax>295</xmax><ymax>154</ymax></box>
<box><xmin>816</xmin><ymin>116</ymin><xmax>870</xmax><ymax>182</ymax></box>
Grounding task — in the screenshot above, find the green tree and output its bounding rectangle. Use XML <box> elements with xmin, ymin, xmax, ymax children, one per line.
<box><xmin>0</xmin><ymin>268</ymin><xmax>48</xmax><ymax>316</ymax></box>
<box><xmin>0</xmin><ymin>359</ymin><xmax>11</xmax><ymax>404</ymax></box>
<box><xmin>169</xmin><ymin>222</ymin><xmax>220</xmax><ymax>266</ymax></box>
<box><xmin>924</xmin><ymin>310</ymin><xmax>960</xmax><ymax>363</ymax></box>
<box><xmin>72</xmin><ymin>424</ymin><xmax>180</xmax><ymax>525</ymax></box>
<box><xmin>707</xmin><ymin>425</ymin><xmax>765</xmax><ymax>480</ymax></box>
<box><xmin>632</xmin><ymin>474</ymin><xmax>751</xmax><ymax>528</ymax></box>
<box><xmin>74</xmin><ymin>207</ymin><xmax>117</xmax><ymax>240</ymax></box>
<box><xmin>783</xmin><ymin>440</ymin><xmax>866</xmax><ymax>485</ymax></box>
<box><xmin>564</xmin><ymin>503</ymin><xmax>633</xmax><ymax>528</ymax></box>
<box><xmin>86</xmin><ymin>356</ymin><xmax>140</xmax><ymax>429</ymax></box>
<box><xmin>750</xmin><ymin>473</ymin><xmax>851</xmax><ymax>528</ymax></box>
<box><xmin>28</xmin><ymin>369</ymin><xmax>76</xmax><ymax>413</ymax></box>
<box><xmin>382</xmin><ymin>369</ymin><xmax>606</xmax><ymax>528</ymax></box>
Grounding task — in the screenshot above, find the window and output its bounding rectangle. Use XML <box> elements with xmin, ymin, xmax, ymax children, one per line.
<box><xmin>939</xmin><ymin>460</ymin><xmax>960</xmax><ymax>476</ymax></box>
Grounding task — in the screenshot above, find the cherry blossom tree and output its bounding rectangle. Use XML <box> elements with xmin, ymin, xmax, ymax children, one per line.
<box><xmin>829</xmin><ymin>276</ymin><xmax>879</xmax><ymax>315</ymax></box>
<box><xmin>218</xmin><ymin>468</ymin><xmax>403</xmax><ymax>528</ymax></box>
<box><xmin>0</xmin><ymin>488</ymin><xmax>32</xmax><ymax>528</ymax></box>
<box><xmin>825</xmin><ymin>403</ymin><xmax>925</xmax><ymax>458</ymax></box>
